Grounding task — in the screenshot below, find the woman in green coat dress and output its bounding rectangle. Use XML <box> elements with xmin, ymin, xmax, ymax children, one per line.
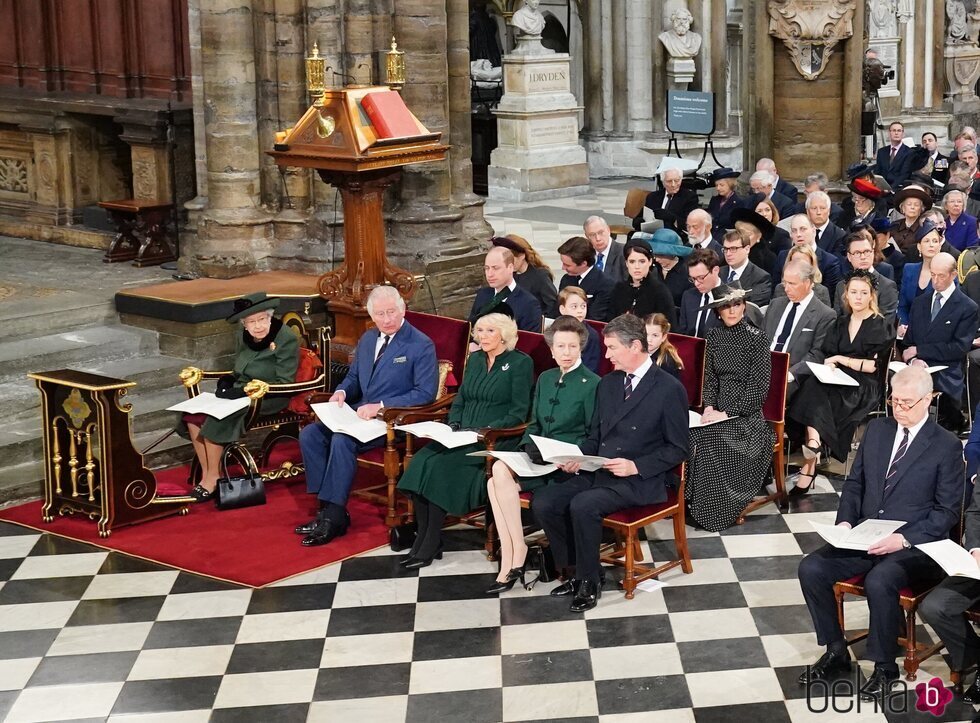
<box><xmin>397</xmin><ymin>311</ymin><xmax>534</xmax><ymax>569</ymax></box>
<box><xmin>486</xmin><ymin>315</ymin><xmax>599</xmax><ymax>594</ymax></box>
<box><xmin>178</xmin><ymin>292</ymin><xmax>299</xmax><ymax>501</ymax></box>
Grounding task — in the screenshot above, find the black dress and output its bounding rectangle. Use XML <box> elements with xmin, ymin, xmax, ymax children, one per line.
<box><xmin>786</xmin><ymin>314</ymin><xmax>893</xmax><ymax>462</ymax></box>
<box><xmin>516</xmin><ymin>265</ymin><xmax>558</xmax><ymax>318</ymax></box>
<box><xmin>609</xmin><ymin>274</ymin><xmax>677</xmax><ymax>326</ymax></box>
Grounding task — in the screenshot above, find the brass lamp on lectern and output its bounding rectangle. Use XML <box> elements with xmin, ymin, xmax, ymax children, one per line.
<box><xmin>305</xmin><ymin>42</ymin><xmax>327</xmax><ymax>106</ymax></box>
<box><xmin>385</xmin><ymin>37</ymin><xmax>406</xmax><ymax>91</ymax></box>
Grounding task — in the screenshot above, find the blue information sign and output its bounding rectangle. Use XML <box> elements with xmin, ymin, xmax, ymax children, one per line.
<box><xmin>666</xmin><ymin>91</ymin><xmax>715</xmax><ymax>136</ymax></box>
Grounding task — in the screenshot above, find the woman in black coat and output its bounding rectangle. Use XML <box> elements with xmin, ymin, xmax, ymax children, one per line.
<box><xmin>707</xmin><ymin>167</ymin><xmax>744</xmax><ymax>241</ymax></box>
<box><xmin>609</xmin><ymin>240</ymin><xmax>677</xmax><ymax>325</ymax></box>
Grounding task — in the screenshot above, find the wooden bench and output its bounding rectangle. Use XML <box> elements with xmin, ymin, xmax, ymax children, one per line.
<box><xmin>99</xmin><ymin>198</ymin><xmax>176</xmax><ymax>267</ymax></box>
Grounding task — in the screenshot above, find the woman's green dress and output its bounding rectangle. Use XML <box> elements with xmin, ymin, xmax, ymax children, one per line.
<box><xmin>397</xmin><ymin>348</ymin><xmax>533</xmax><ymax>515</ymax></box>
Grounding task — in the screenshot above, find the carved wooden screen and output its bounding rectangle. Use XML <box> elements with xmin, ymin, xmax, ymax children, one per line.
<box><xmin>0</xmin><ymin>0</ymin><xmax>190</xmax><ymax>102</ymax></box>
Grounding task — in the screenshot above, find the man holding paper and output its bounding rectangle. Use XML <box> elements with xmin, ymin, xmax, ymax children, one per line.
<box><xmin>532</xmin><ymin>314</ymin><xmax>689</xmax><ymax>612</ymax></box>
<box><xmin>797</xmin><ymin>366</ymin><xmax>963</xmax><ymax>699</ymax></box>
<box><xmin>297</xmin><ymin>286</ymin><xmax>437</xmax><ymax>547</ymax></box>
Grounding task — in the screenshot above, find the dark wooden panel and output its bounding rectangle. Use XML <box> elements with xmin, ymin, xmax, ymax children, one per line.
<box><xmin>55</xmin><ymin>0</ymin><xmax>98</xmax><ymax>93</ymax></box>
<box><xmin>94</xmin><ymin>0</ymin><xmax>128</xmax><ymax>96</ymax></box>
<box><xmin>8</xmin><ymin>0</ymin><xmax>50</xmax><ymax>90</ymax></box>
<box><xmin>0</xmin><ymin>1</ymin><xmax>19</xmax><ymax>86</ymax></box>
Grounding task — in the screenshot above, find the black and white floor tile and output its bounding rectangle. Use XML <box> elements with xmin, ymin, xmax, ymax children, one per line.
<box><xmin>1</xmin><ymin>474</ymin><xmax>978</xmax><ymax>722</ymax></box>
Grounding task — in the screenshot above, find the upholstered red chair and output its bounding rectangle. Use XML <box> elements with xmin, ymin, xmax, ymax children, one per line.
<box><xmin>515</xmin><ymin>330</ymin><xmax>558</xmax><ymax>381</ymax></box>
<box><xmin>737</xmin><ymin>350</ymin><xmax>790</xmax><ymax>523</ymax></box>
<box><xmin>668</xmin><ymin>332</ymin><xmax>706</xmax><ymax>408</ymax></box>
<box><xmin>599</xmin><ymin>463</ymin><xmax>692</xmax><ymax>598</ymax></box>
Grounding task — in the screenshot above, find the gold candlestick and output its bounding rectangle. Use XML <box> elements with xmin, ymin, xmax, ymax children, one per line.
<box><xmin>306</xmin><ymin>42</ymin><xmax>326</xmax><ymax>107</ymax></box>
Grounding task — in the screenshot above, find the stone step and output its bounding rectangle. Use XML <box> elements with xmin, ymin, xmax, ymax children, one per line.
<box><xmin>0</xmin><ymin>325</ymin><xmax>159</xmax><ymax>385</ymax></box>
<box><xmin>1</xmin><ymin>295</ymin><xmax>115</xmax><ymax>342</ymax></box>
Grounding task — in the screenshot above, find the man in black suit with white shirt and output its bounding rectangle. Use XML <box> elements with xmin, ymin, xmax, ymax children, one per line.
<box><xmin>557</xmin><ymin>236</ymin><xmax>614</xmax><ymax>322</ymax></box>
<box><xmin>719</xmin><ymin>229</ymin><xmax>771</xmax><ymax>306</ymax></box>
<box><xmin>633</xmin><ymin>167</ymin><xmax>700</xmax><ymax>236</ymax></box>
<box><xmin>678</xmin><ymin>248</ymin><xmax>723</xmax><ymax>337</ymax></box>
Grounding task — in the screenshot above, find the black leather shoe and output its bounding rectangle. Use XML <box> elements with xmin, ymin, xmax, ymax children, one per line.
<box><xmin>858</xmin><ymin>665</ymin><xmax>900</xmax><ymax>700</ymax></box>
<box><xmin>301</xmin><ymin>520</ymin><xmax>348</xmax><ymax>547</ymax></box>
<box><xmin>963</xmin><ymin>674</ymin><xmax>980</xmax><ymax>703</ymax></box>
<box><xmin>402</xmin><ymin>556</ymin><xmax>434</xmax><ymax>570</ymax></box>
<box><xmin>294</xmin><ymin>519</ymin><xmax>318</xmax><ymax>535</ymax></box>
<box><xmin>399</xmin><ymin>546</ymin><xmax>443</xmax><ymax>567</ymax></box>
<box><xmin>569</xmin><ymin>580</ymin><xmax>601</xmax><ymax>612</ymax></box>
<box><xmin>550</xmin><ymin>579</ymin><xmax>578</xmax><ymax>597</ymax></box>
<box><xmin>797</xmin><ymin>650</ymin><xmax>852</xmax><ymax>685</ymax></box>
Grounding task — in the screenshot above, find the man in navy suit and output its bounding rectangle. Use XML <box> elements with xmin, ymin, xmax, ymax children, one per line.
<box><xmin>901</xmin><ymin>252</ymin><xmax>979</xmax><ymax>432</ymax></box>
<box><xmin>533</xmin><ymin>314</ymin><xmax>689</xmax><ymax>612</ymax></box>
<box><xmin>469</xmin><ymin>246</ymin><xmax>542</xmax><ymax>332</ymax></box>
<box><xmin>772</xmin><ymin>214</ymin><xmax>844</xmax><ymax>293</ymax></box>
<box><xmin>806</xmin><ymin>191</ymin><xmax>848</xmax><ymax>260</ymax></box>
<box><xmin>558</xmin><ymin>236</ymin><xmax>615</xmax><ymax>322</ymax></box>
<box><xmin>757</xmin><ymin>157</ymin><xmax>799</xmax><ymax>202</ymax></box>
<box><xmin>876</xmin><ymin>121</ymin><xmax>914</xmax><ymax>188</ymax></box>
<box><xmin>797</xmin><ymin>366</ymin><xmax>963</xmax><ymax>699</ymax></box>
<box><xmin>297</xmin><ymin>285</ymin><xmax>438</xmax><ymax>546</ymax></box>
<box><xmin>678</xmin><ymin>248</ymin><xmax>723</xmax><ymax>337</ymax></box>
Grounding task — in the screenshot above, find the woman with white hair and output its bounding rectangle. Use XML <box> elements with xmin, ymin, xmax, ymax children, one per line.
<box><xmin>397</xmin><ymin>311</ymin><xmax>534</xmax><ymax>569</ymax></box>
<box><xmin>177</xmin><ymin>292</ymin><xmax>299</xmax><ymax>501</ymax></box>
<box><xmin>943</xmin><ymin>189</ymin><xmax>979</xmax><ymax>251</ymax></box>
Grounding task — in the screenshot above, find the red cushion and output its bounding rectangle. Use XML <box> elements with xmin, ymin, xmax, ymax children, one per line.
<box><xmin>668</xmin><ymin>333</ymin><xmax>705</xmax><ymax>408</ymax></box>
<box><xmin>585</xmin><ymin>320</ymin><xmax>614</xmax><ymax>376</ymax></box>
<box><xmin>406</xmin><ymin>311</ymin><xmax>470</xmax><ymax>391</ymax></box>
<box><xmin>604</xmin><ymin>489</ymin><xmax>679</xmax><ymax>524</ymax></box>
<box><xmin>837</xmin><ymin>575</ymin><xmax>928</xmax><ymax>599</ymax></box>
<box><xmin>764</xmin><ymin>351</ymin><xmax>790</xmax><ymax>423</ymax></box>
<box><xmin>516</xmin><ymin>331</ymin><xmax>557</xmax><ymax>381</ymax></box>
<box><xmin>518</xmin><ymin>491</ymin><xmax>533</xmax><ymax>501</ymax></box>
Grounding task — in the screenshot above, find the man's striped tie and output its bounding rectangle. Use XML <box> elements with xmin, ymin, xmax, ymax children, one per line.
<box><xmin>884</xmin><ymin>427</ymin><xmax>910</xmax><ymax>491</ymax></box>
<box><xmin>624</xmin><ymin>373</ymin><xmax>635</xmax><ymax>400</ymax></box>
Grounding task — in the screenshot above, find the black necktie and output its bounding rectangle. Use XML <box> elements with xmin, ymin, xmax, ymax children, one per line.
<box><xmin>624</xmin><ymin>373</ymin><xmax>635</xmax><ymax>400</ymax></box>
<box><xmin>773</xmin><ymin>302</ymin><xmax>799</xmax><ymax>352</ymax></box>
<box><xmin>884</xmin><ymin>427</ymin><xmax>910</xmax><ymax>490</ymax></box>
<box><xmin>727</xmin><ymin>269</ymin><xmax>736</xmax><ymax>283</ymax></box>
<box><xmin>696</xmin><ymin>293</ymin><xmax>709</xmax><ymax>337</ymax></box>
<box><xmin>372</xmin><ymin>334</ymin><xmax>390</xmax><ymax>371</ymax></box>
<box><xmin>815</xmin><ymin>228</ymin><xmax>821</xmax><ymax>246</ymax></box>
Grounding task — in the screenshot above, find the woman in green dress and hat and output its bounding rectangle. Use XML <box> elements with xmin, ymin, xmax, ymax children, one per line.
<box><xmin>178</xmin><ymin>292</ymin><xmax>299</xmax><ymax>501</ymax></box>
<box><xmin>397</xmin><ymin>309</ymin><xmax>534</xmax><ymax>569</ymax></box>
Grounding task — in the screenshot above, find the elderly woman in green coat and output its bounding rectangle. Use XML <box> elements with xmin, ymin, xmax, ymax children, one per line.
<box><xmin>397</xmin><ymin>310</ymin><xmax>534</xmax><ymax>569</ymax></box>
<box><xmin>486</xmin><ymin>315</ymin><xmax>599</xmax><ymax>594</ymax></box>
<box><xmin>178</xmin><ymin>292</ymin><xmax>299</xmax><ymax>501</ymax></box>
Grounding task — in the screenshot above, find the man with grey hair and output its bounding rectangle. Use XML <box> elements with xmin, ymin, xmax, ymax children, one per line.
<box><xmin>798</xmin><ymin>365</ymin><xmax>963</xmax><ymax>699</ymax></box>
<box><xmin>901</xmin><ymin>251</ymin><xmax>978</xmax><ymax>432</ymax></box>
<box><xmin>583</xmin><ymin>215</ymin><xmax>626</xmax><ymax>284</ymax></box>
<box><xmin>634</xmin><ymin>166</ymin><xmax>700</xmax><ymax>237</ymax></box>
<box><xmin>756</xmin><ymin>156</ymin><xmax>799</xmax><ymax>201</ymax></box>
<box><xmin>685</xmin><ymin>208</ymin><xmax>723</xmax><ymax>256</ymax></box>
<box><xmin>773</xmin><ymin>214</ymin><xmax>844</xmax><ymax>292</ymax></box>
<box><xmin>750</xmin><ymin>170</ymin><xmax>794</xmax><ymax>217</ymax></box>
<box><xmin>297</xmin><ymin>284</ymin><xmax>439</xmax><ymax>546</ymax></box>
<box><xmin>791</xmin><ymin>173</ymin><xmax>844</xmax><ymax>226</ymax></box>
<box><xmin>533</xmin><ymin>313</ymin><xmax>689</xmax><ymax>612</ymax></box>
<box><xmin>805</xmin><ymin>190</ymin><xmax>847</xmax><ymax>259</ymax></box>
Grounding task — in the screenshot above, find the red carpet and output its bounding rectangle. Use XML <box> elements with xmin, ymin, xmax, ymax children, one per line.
<box><xmin>0</xmin><ymin>444</ymin><xmax>391</xmax><ymax>588</ymax></box>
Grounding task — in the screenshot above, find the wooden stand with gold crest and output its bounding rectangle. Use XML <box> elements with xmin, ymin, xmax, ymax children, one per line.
<box><xmin>29</xmin><ymin>370</ymin><xmax>192</xmax><ymax>537</ymax></box>
<box><xmin>267</xmin><ymin>47</ymin><xmax>447</xmax><ymax>357</ymax></box>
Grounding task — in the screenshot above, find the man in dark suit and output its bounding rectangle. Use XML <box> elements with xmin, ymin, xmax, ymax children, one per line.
<box><xmin>750</xmin><ymin>170</ymin><xmax>795</xmax><ymax>218</ymax></box>
<box><xmin>834</xmin><ymin>234</ymin><xmax>899</xmax><ymax>320</ymax></box>
<box><xmin>298</xmin><ymin>285</ymin><xmax>438</xmax><ymax>546</ymax></box>
<box><xmin>797</xmin><ymin>366</ymin><xmax>963</xmax><ymax>698</ymax></box>
<box><xmin>772</xmin><ymin>214</ymin><xmax>844</xmax><ymax>293</ymax></box>
<box><xmin>922</xmin><ymin>131</ymin><xmax>950</xmax><ymax>185</ymax></box>
<box><xmin>719</xmin><ymin>229</ymin><xmax>771</xmax><ymax>306</ymax></box>
<box><xmin>469</xmin><ymin>246</ymin><xmax>542</xmax><ymax>332</ymax></box>
<box><xmin>764</xmin><ymin>260</ymin><xmax>836</xmax><ymax>392</ymax></box>
<box><xmin>757</xmin><ymin>157</ymin><xmax>799</xmax><ymax>202</ymax></box>
<box><xmin>678</xmin><ymin>248</ymin><xmax>723</xmax><ymax>337</ymax></box>
<box><xmin>633</xmin><ymin>167</ymin><xmax>700</xmax><ymax>237</ymax></box>
<box><xmin>685</xmin><ymin>208</ymin><xmax>724</xmax><ymax>257</ymax></box>
<box><xmin>876</xmin><ymin>121</ymin><xmax>914</xmax><ymax>188</ymax></box>
<box><xmin>533</xmin><ymin>314</ymin><xmax>689</xmax><ymax>612</ymax></box>
<box><xmin>807</xmin><ymin>191</ymin><xmax>848</xmax><ymax>260</ymax></box>
<box><xmin>584</xmin><ymin>216</ymin><xmax>626</xmax><ymax>284</ymax></box>
<box><xmin>900</xmin><ymin>251</ymin><xmax>978</xmax><ymax>431</ymax></box>
<box><xmin>558</xmin><ymin>236</ymin><xmax>615</xmax><ymax>322</ymax></box>
<box><xmin>790</xmin><ymin>173</ymin><xmax>845</xmax><ymax>224</ymax></box>
<box><xmin>920</xmin><ymin>436</ymin><xmax>980</xmax><ymax>703</ymax></box>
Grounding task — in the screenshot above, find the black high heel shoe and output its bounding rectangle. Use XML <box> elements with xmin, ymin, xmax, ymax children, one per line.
<box><xmin>485</xmin><ymin>554</ymin><xmax>539</xmax><ymax>594</ymax></box>
<box><xmin>399</xmin><ymin>545</ymin><xmax>443</xmax><ymax>568</ymax></box>
<box><xmin>788</xmin><ymin>473</ymin><xmax>816</xmax><ymax>497</ymax></box>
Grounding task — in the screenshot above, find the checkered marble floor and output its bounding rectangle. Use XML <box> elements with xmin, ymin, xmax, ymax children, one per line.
<box><xmin>1</xmin><ymin>472</ymin><xmax>977</xmax><ymax>722</ymax></box>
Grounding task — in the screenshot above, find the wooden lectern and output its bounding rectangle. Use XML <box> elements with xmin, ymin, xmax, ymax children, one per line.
<box><xmin>267</xmin><ymin>86</ymin><xmax>448</xmax><ymax>354</ymax></box>
<box><xmin>29</xmin><ymin>370</ymin><xmax>191</xmax><ymax>537</ymax></box>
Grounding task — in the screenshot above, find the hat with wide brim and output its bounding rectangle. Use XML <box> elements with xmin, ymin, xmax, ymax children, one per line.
<box><xmin>846</xmin><ymin>161</ymin><xmax>877</xmax><ymax>180</ymax></box>
<box><xmin>870</xmin><ymin>217</ymin><xmax>896</xmax><ymax>235</ymax></box>
<box><xmin>893</xmin><ymin>184</ymin><xmax>934</xmax><ymax>211</ymax></box>
<box><xmin>697</xmin><ymin>282</ymin><xmax>751</xmax><ymax>311</ymax></box>
<box><xmin>847</xmin><ymin>177</ymin><xmax>887</xmax><ymax>200</ymax></box>
<box><xmin>707</xmin><ymin>167</ymin><xmax>741</xmax><ymax>183</ymax></box>
<box><xmin>731</xmin><ymin>207</ymin><xmax>776</xmax><ymax>240</ymax></box>
<box><xmin>226</xmin><ymin>292</ymin><xmax>281</xmax><ymax>323</ymax></box>
<box><xmin>491</xmin><ymin>236</ymin><xmax>525</xmax><ymax>255</ymax></box>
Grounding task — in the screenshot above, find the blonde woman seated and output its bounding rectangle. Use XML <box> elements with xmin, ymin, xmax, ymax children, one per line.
<box><xmin>774</xmin><ymin>245</ymin><xmax>833</xmax><ymax>307</ymax></box>
<box><xmin>485</xmin><ymin>316</ymin><xmax>599</xmax><ymax>594</ymax></box>
<box><xmin>645</xmin><ymin>312</ymin><xmax>684</xmax><ymax>381</ymax></box>
<box><xmin>397</xmin><ymin>310</ymin><xmax>534</xmax><ymax>569</ymax></box>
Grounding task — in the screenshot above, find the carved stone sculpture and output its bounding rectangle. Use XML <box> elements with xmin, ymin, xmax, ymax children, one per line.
<box><xmin>947</xmin><ymin>0</ymin><xmax>969</xmax><ymax>43</ymax></box>
<box><xmin>768</xmin><ymin>0</ymin><xmax>857</xmax><ymax>80</ymax></box>
<box><xmin>658</xmin><ymin>7</ymin><xmax>703</xmax><ymax>60</ymax></box>
<box><xmin>511</xmin><ymin>0</ymin><xmax>546</xmax><ymax>37</ymax></box>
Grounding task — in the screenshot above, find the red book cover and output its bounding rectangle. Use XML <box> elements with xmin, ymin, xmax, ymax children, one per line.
<box><xmin>361</xmin><ymin>91</ymin><xmax>421</xmax><ymax>139</ymax></box>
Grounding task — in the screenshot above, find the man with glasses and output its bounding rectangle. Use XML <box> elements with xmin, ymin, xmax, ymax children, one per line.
<box><xmin>719</xmin><ymin>228</ymin><xmax>771</xmax><ymax>306</ymax></box>
<box><xmin>798</xmin><ymin>366</ymin><xmax>963</xmax><ymax>700</ymax></box>
<box><xmin>634</xmin><ymin>167</ymin><xmax>700</xmax><ymax>238</ymax></box>
<box><xmin>901</xmin><ymin>252</ymin><xmax>978</xmax><ymax>432</ymax></box>
<box><xmin>834</xmin><ymin>234</ymin><xmax>898</xmax><ymax>320</ymax></box>
<box><xmin>678</xmin><ymin>248</ymin><xmax>723</xmax><ymax>337</ymax></box>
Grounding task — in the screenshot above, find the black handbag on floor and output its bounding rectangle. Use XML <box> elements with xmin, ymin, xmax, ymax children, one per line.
<box><xmin>215</xmin><ymin>472</ymin><xmax>266</xmax><ymax>510</ymax></box>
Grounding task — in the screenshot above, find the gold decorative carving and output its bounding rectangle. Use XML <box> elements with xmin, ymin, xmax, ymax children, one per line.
<box><xmin>0</xmin><ymin>157</ymin><xmax>28</xmax><ymax>193</ymax></box>
<box><xmin>768</xmin><ymin>0</ymin><xmax>856</xmax><ymax>80</ymax></box>
<box><xmin>62</xmin><ymin>388</ymin><xmax>92</xmax><ymax>428</ymax></box>
<box><xmin>36</xmin><ymin>153</ymin><xmax>55</xmax><ymax>187</ymax></box>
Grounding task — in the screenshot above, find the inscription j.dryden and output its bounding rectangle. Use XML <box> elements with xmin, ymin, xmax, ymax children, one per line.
<box><xmin>508</xmin><ymin>65</ymin><xmax>570</xmax><ymax>93</ymax></box>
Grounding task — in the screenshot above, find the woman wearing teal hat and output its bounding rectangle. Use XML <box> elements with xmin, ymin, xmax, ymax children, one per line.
<box><xmin>648</xmin><ymin>228</ymin><xmax>693</xmax><ymax>306</ymax></box>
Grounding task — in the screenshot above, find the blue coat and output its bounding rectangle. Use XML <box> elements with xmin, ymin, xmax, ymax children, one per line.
<box><xmin>904</xmin><ymin>286</ymin><xmax>978</xmax><ymax>399</ymax></box>
<box><xmin>469</xmin><ymin>284</ymin><xmax>542</xmax><ymax>332</ymax></box>
<box><xmin>945</xmin><ymin>213</ymin><xmax>979</xmax><ymax>251</ymax></box>
<box><xmin>837</xmin><ymin>417</ymin><xmax>963</xmax><ymax>545</ymax></box>
<box><xmin>337</xmin><ymin>321</ymin><xmax>438</xmax><ymax>409</ymax></box>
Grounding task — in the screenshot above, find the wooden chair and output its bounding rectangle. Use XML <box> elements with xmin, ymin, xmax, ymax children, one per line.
<box><xmin>737</xmin><ymin>350</ymin><xmax>791</xmax><ymax>523</ymax></box>
<box><xmin>668</xmin><ymin>332</ymin><xmax>706</xmax><ymax>408</ymax></box>
<box><xmin>180</xmin><ymin>318</ymin><xmax>330</xmax><ymax>482</ymax></box>
<box><xmin>599</xmin><ymin>463</ymin><xmax>692</xmax><ymax>599</ymax></box>
<box><xmin>623</xmin><ymin>188</ymin><xmax>649</xmax><ymax>226</ymax></box>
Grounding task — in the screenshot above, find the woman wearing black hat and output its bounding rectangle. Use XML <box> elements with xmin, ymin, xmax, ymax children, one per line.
<box><xmin>685</xmin><ymin>284</ymin><xmax>775</xmax><ymax>532</ymax></box>
<box><xmin>891</xmin><ymin>184</ymin><xmax>933</xmax><ymax>259</ymax></box>
<box><xmin>608</xmin><ymin>239</ymin><xmax>677</xmax><ymax>324</ymax></box>
<box><xmin>177</xmin><ymin>292</ymin><xmax>300</xmax><ymax>501</ymax></box>
<box><xmin>732</xmin><ymin>207</ymin><xmax>779</xmax><ymax>275</ymax></box>
<box><xmin>706</xmin><ymin>168</ymin><xmax>744</xmax><ymax>241</ymax></box>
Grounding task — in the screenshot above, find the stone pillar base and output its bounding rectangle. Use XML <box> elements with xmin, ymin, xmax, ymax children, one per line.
<box><xmin>666</xmin><ymin>57</ymin><xmax>696</xmax><ymax>90</ymax></box>
<box><xmin>945</xmin><ymin>43</ymin><xmax>980</xmax><ymax>107</ymax></box>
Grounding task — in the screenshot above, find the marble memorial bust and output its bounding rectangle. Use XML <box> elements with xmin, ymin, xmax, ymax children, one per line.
<box><xmin>658</xmin><ymin>8</ymin><xmax>702</xmax><ymax>59</ymax></box>
<box><xmin>511</xmin><ymin>0</ymin><xmax>546</xmax><ymax>37</ymax></box>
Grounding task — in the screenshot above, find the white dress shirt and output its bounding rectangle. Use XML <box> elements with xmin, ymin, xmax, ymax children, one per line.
<box><xmin>770</xmin><ymin>291</ymin><xmax>815</xmax><ymax>351</ymax></box>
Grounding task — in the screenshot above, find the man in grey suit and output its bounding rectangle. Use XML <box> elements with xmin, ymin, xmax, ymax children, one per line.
<box><xmin>719</xmin><ymin>229</ymin><xmax>772</xmax><ymax>306</ymax></box>
<box><xmin>833</xmin><ymin>234</ymin><xmax>898</xmax><ymax>321</ymax></box>
<box><xmin>584</xmin><ymin>216</ymin><xmax>626</xmax><ymax>284</ymax></box>
<box><xmin>764</xmin><ymin>260</ymin><xmax>836</xmax><ymax>395</ymax></box>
